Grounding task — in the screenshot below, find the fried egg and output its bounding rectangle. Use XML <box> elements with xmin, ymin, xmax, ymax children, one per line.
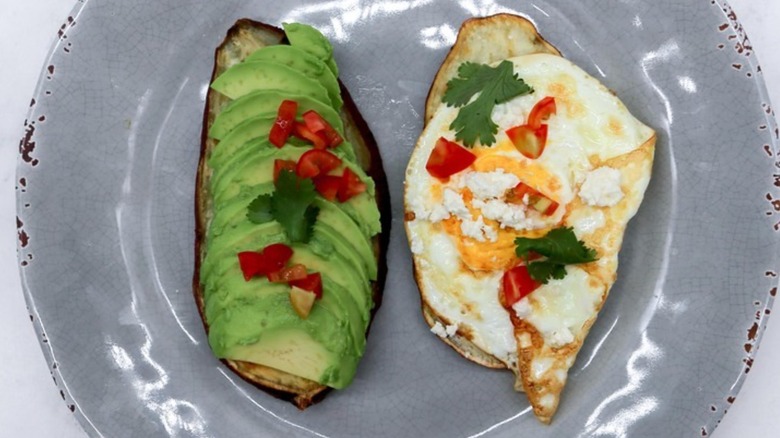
<box><xmin>405</xmin><ymin>53</ymin><xmax>655</xmax><ymax>422</ymax></box>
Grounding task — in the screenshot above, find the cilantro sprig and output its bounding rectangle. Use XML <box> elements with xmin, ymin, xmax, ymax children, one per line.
<box><xmin>246</xmin><ymin>170</ymin><xmax>319</xmax><ymax>243</ymax></box>
<box><xmin>442</xmin><ymin>61</ymin><xmax>533</xmax><ymax>147</ymax></box>
<box><xmin>514</xmin><ymin>227</ymin><xmax>598</xmax><ymax>284</ymax></box>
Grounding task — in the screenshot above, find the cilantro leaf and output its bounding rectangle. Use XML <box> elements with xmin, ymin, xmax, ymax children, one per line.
<box><xmin>451</xmin><ymin>98</ymin><xmax>499</xmax><ymax>146</ymax></box>
<box><xmin>246</xmin><ymin>195</ymin><xmax>273</xmax><ymax>224</ymax></box>
<box><xmin>442</xmin><ymin>63</ymin><xmax>497</xmax><ymax>107</ymax></box>
<box><xmin>246</xmin><ymin>170</ymin><xmax>320</xmax><ymax>243</ymax></box>
<box><xmin>442</xmin><ymin>60</ymin><xmax>533</xmax><ymax>146</ymax></box>
<box><xmin>526</xmin><ymin>261</ymin><xmax>567</xmax><ymax>285</ymax></box>
<box><xmin>515</xmin><ymin>227</ymin><xmax>598</xmax><ymax>264</ymax></box>
<box><xmin>515</xmin><ymin>227</ymin><xmax>598</xmax><ymax>284</ymax></box>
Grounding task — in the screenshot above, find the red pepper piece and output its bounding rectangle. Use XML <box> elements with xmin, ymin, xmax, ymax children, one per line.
<box><xmin>501</xmin><ymin>265</ymin><xmax>540</xmax><ymax>308</ymax></box>
<box><xmin>237</xmin><ymin>243</ymin><xmax>293</xmax><ymax>281</ymax></box>
<box><xmin>425</xmin><ymin>137</ymin><xmax>477</xmax><ymax>179</ymax></box>
<box><xmin>337</xmin><ymin>167</ymin><xmax>367</xmax><ymax>202</ymax></box>
<box><xmin>290</xmin><ymin>272</ymin><xmax>323</xmax><ymax>299</ymax></box>
<box><xmin>295</xmin><ymin>149</ymin><xmax>343</xmax><ymax>179</ymax></box>
<box><xmin>313</xmin><ymin>174</ymin><xmax>342</xmax><ymax>201</ymax></box>
<box><xmin>269</xmin><ymin>100</ymin><xmax>298</xmax><ymax>148</ymax></box>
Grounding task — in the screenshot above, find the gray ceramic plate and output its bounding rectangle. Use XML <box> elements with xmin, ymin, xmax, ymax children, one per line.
<box><xmin>16</xmin><ymin>0</ymin><xmax>779</xmax><ymax>437</ymax></box>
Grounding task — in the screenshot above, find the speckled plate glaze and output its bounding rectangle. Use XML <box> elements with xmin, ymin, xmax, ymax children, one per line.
<box><xmin>16</xmin><ymin>0</ymin><xmax>779</xmax><ymax>437</ymax></box>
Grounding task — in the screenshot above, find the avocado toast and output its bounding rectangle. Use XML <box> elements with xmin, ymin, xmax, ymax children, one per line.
<box><xmin>194</xmin><ymin>20</ymin><xmax>390</xmax><ymax>409</ymax></box>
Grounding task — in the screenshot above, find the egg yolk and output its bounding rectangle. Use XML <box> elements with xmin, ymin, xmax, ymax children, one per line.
<box><xmin>436</xmin><ymin>140</ymin><xmax>562</xmax><ymax>272</ymax></box>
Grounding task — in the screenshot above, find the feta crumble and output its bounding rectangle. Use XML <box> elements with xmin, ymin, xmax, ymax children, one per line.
<box><xmin>428</xmin><ymin>204</ymin><xmax>450</xmax><ymax>223</ymax></box>
<box><xmin>462</xmin><ymin>169</ymin><xmax>520</xmax><ymax>200</ymax></box>
<box><xmin>445</xmin><ymin>324</ymin><xmax>458</xmax><ymax>337</ymax></box>
<box><xmin>423</xmin><ymin>189</ymin><xmax>468</xmax><ymax>224</ymax></box>
<box><xmin>442</xmin><ymin>188</ymin><xmax>470</xmax><ymax>219</ymax></box>
<box><xmin>430</xmin><ymin>321</ymin><xmax>447</xmax><ymax>338</ymax></box>
<box><xmin>430</xmin><ymin>321</ymin><xmax>458</xmax><ymax>338</ymax></box>
<box><xmin>473</xmin><ymin>199</ymin><xmax>548</xmax><ymax>231</ymax></box>
<box><xmin>460</xmin><ymin>215</ymin><xmax>497</xmax><ymax>242</ymax></box>
<box><xmin>473</xmin><ymin>199</ymin><xmax>525</xmax><ymax>229</ymax></box>
<box><xmin>579</xmin><ymin>167</ymin><xmax>624</xmax><ymax>207</ymax></box>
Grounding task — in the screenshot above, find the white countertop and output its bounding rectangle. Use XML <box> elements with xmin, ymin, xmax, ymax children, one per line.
<box><xmin>1</xmin><ymin>1</ymin><xmax>778</xmax><ymax>436</ymax></box>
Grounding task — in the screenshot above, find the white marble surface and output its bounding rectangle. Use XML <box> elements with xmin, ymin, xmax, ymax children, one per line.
<box><xmin>1</xmin><ymin>1</ymin><xmax>777</xmax><ymax>436</ymax></box>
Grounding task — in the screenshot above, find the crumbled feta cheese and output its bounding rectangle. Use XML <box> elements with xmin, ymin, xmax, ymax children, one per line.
<box><xmin>473</xmin><ymin>199</ymin><xmax>548</xmax><ymax>231</ymax></box>
<box><xmin>473</xmin><ymin>199</ymin><xmax>525</xmax><ymax>229</ymax></box>
<box><xmin>512</xmin><ymin>298</ymin><xmax>532</xmax><ymax>319</ymax></box>
<box><xmin>549</xmin><ymin>327</ymin><xmax>575</xmax><ymax>347</ymax></box>
<box><xmin>445</xmin><ymin>323</ymin><xmax>458</xmax><ymax>337</ymax></box>
<box><xmin>430</xmin><ymin>321</ymin><xmax>448</xmax><ymax>338</ymax></box>
<box><xmin>460</xmin><ymin>215</ymin><xmax>497</xmax><ymax>242</ymax></box>
<box><xmin>579</xmin><ymin>167</ymin><xmax>623</xmax><ymax>207</ymax></box>
<box><xmin>462</xmin><ymin>169</ymin><xmax>520</xmax><ymax>200</ymax></box>
<box><xmin>428</xmin><ymin>204</ymin><xmax>450</xmax><ymax>223</ymax></box>
<box><xmin>443</xmin><ymin>188</ymin><xmax>470</xmax><ymax>219</ymax></box>
<box><xmin>430</xmin><ymin>321</ymin><xmax>459</xmax><ymax>338</ymax></box>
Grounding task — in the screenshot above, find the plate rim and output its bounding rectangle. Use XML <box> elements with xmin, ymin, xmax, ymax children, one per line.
<box><xmin>14</xmin><ymin>0</ymin><xmax>779</xmax><ymax>436</ymax></box>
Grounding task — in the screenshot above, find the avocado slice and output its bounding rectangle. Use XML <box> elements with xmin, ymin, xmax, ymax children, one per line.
<box><xmin>211</xmin><ymin>61</ymin><xmax>334</xmax><ymax>109</ymax></box>
<box><xmin>314</xmin><ymin>217</ymin><xmax>375</xmax><ymax>282</ymax></box>
<box><xmin>209</xmin><ymin>144</ymin><xmax>376</xmax><ymax>211</ymax></box>
<box><xmin>209</xmin><ymin>127</ymin><xmax>357</xmax><ymax>174</ymax></box>
<box><xmin>282</xmin><ymin>23</ymin><xmax>338</xmax><ymax>78</ymax></box>
<box><xmin>291</xmin><ymin>243</ymin><xmax>372</xmax><ymax>317</ymax></box>
<box><xmin>209</xmin><ymin>146</ymin><xmax>321</xmax><ymax>206</ymax></box>
<box><xmin>245</xmin><ymin>45</ymin><xmax>342</xmax><ymax>110</ymax></box>
<box><xmin>314</xmin><ymin>198</ymin><xmax>377</xmax><ymax>280</ymax></box>
<box><xmin>206</xmin><ymin>182</ymin><xmax>274</xmax><ymax>241</ymax></box>
<box><xmin>209</xmin><ymin>292</ymin><xmax>358</xmax><ymax>389</ymax></box>
<box><xmin>208</xmin><ymin>90</ymin><xmax>343</xmax><ymax>140</ymax></box>
<box><xmin>205</xmin><ymin>265</ymin><xmax>364</xmax><ymax>355</ymax></box>
<box><xmin>206</xmin><ymin>184</ymin><xmax>377</xmax><ymax>281</ymax></box>
<box><xmin>200</xmin><ymin>221</ymin><xmax>285</xmax><ymax>284</ymax></box>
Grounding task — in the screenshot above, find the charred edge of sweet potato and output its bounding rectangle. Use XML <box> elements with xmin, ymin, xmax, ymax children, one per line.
<box><xmin>193</xmin><ymin>19</ymin><xmax>390</xmax><ymax>409</ymax></box>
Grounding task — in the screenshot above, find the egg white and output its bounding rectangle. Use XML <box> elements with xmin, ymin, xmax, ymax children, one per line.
<box><xmin>405</xmin><ymin>53</ymin><xmax>654</xmax><ymax>367</ymax></box>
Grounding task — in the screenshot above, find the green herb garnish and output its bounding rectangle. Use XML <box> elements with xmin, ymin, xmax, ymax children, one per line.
<box><xmin>442</xmin><ymin>61</ymin><xmax>533</xmax><ymax>147</ymax></box>
<box><xmin>514</xmin><ymin>227</ymin><xmax>598</xmax><ymax>284</ymax></box>
<box><xmin>247</xmin><ymin>170</ymin><xmax>319</xmax><ymax>243</ymax></box>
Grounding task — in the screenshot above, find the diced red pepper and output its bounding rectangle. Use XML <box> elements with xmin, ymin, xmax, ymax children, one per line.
<box><xmin>527</xmin><ymin>96</ymin><xmax>556</xmax><ymax>129</ymax></box>
<box><xmin>290</xmin><ymin>272</ymin><xmax>323</xmax><ymax>299</ymax></box>
<box><xmin>237</xmin><ymin>243</ymin><xmax>293</xmax><ymax>281</ymax></box>
<box><xmin>269</xmin><ymin>100</ymin><xmax>298</xmax><ymax>148</ymax></box>
<box><xmin>532</xmin><ymin>196</ymin><xmax>559</xmax><ymax>216</ymax></box>
<box><xmin>302</xmin><ymin>110</ymin><xmax>343</xmax><ymax>148</ymax></box>
<box><xmin>268</xmin><ymin>263</ymin><xmax>308</xmax><ymax>283</ymax></box>
<box><xmin>510</xmin><ymin>182</ymin><xmax>559</xmax><ymax>216</ymax></box>
<box><xmin>313</xmin><ymin>174</ymin><xmax>342</xmax><ymax>201</ymax></box>
<box><xmin>425</xmin><ymin>137</ymin><xmax>477</xmax><ymax>179</ymax></box>
<box><xmin>501</xmin><ymin>265</ymin><xmax>540</xmax><ymax>308</ymax></box>
<box><xmin>510</xmin><ymin>181</ymin><xmax>540</xmax><ymax>201</ymax></box>
<box><xmin>337</xmin><ymin>167</ymin><xmax>367</xmax><ymax>202</ymax></box>
<box><xmin>292</xmin><ymin>121</ymin><xmax>328</xmax><ymax>149</ymax></box>
<box><xmin>506</xmin><ymin>124</ymin><xmax>548</xmax><ymax>159</ymax></box>
<box><xmin>295</xmin><ymin>149</ymin><xmax>342</xmax><ymax>179</ymax></box>
<box><xmin>273</xmin><ymin>159</ymin><xmax>297</xmax><ymax>182</ymax></box>
<box><xmin>302</xmin><ymin>110</ymin><xmax>327</xmax><ymax>133</ymax></box>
